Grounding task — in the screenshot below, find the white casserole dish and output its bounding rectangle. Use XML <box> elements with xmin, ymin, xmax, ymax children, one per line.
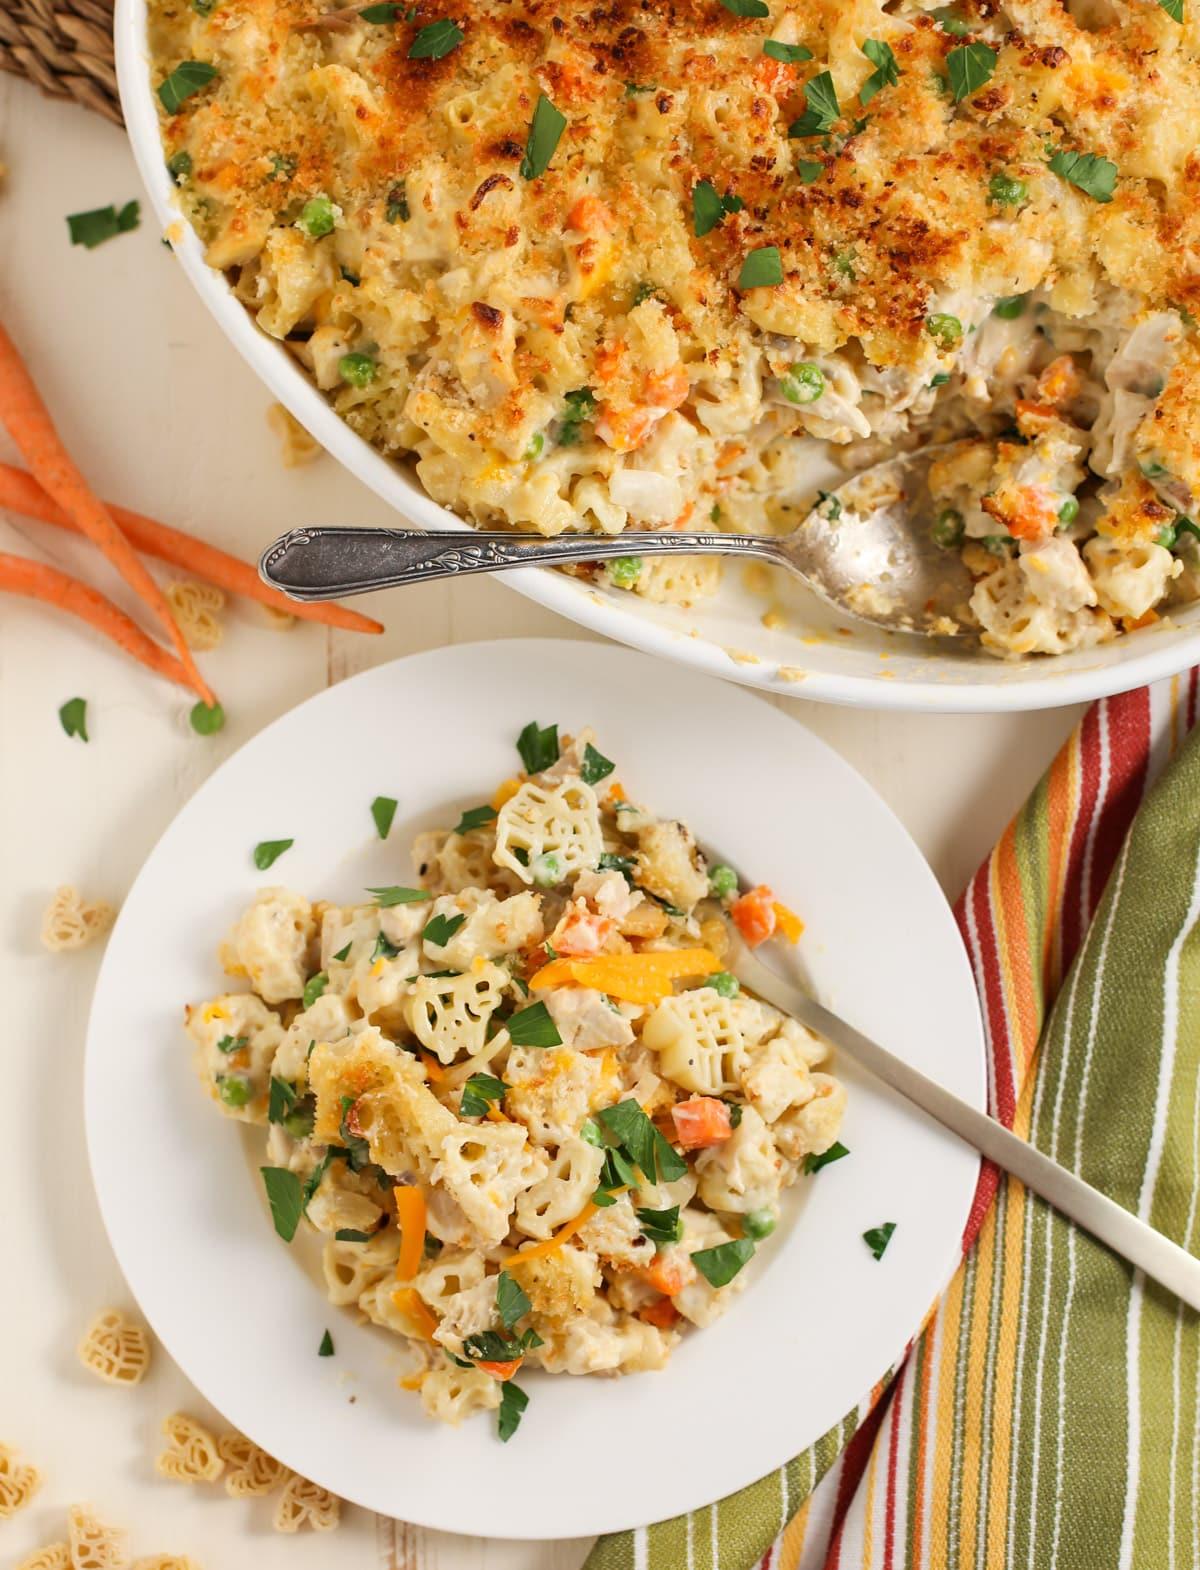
<box><xmin>115</xmin><ymin>0</ymin><xmax>1200</xmax><ymax>712</ymax></box>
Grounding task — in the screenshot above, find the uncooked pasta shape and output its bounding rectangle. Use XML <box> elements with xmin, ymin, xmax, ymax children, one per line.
<box><xmin>67</xmin><ymin>1504</ymin><xmax>128</xmax><ymax>1570</ymax></box>
<box><xmin>271</xmin><ymin>1474</ymin><xmax>341</xmax><ymax>1533</ymax></box>
<box><xmin>0</xmin><ymin>1442</ymin><xmax>40</xmax><ymax>1518</ymax></box>
<box><xmin>154</xmin><ymin>1414</ymin><xmax>224</xmax><ymax>1484</ymax></box>
<box><xmin>164</xmin><ymin>581</ymin><xmax>225</xmax><ymax>652</ymax></box>
<box><xmin>40</xmin><ymin>886</ymin><xmax>116</xmax><ymax>952</ymax></box>
<box><xmin>215</xmin><ymin>1431</ymin><xmax>289</xmax><ymax>1497</ymax></box>
<box><xmin>77</xmin><ymin>1310</ymin><xmax>151</xmax><ymax>1386</ymax></box>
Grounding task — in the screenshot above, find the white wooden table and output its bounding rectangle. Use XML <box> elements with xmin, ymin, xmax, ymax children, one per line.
<box><xmin>0</xmin><ymin>78</ymin><xmax>1083</xmax><ymax>1570</ymax></box>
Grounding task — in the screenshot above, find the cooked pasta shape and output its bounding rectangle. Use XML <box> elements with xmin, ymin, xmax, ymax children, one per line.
<box><xmin>493</xmin><ymin>779</ymin><xmax>603</xmax><ymax>882</ymax></box>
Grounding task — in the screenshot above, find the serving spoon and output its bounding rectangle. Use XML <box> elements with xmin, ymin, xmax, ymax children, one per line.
<box><xmin>258</xmin><ymin>442</ymin><xmax>976</xmax><ymax>636</ymax></box>
<box><xmin>729</xmin><ymin>934</ymin><xmax>1200</xmax><ymax>1313</ymax></box>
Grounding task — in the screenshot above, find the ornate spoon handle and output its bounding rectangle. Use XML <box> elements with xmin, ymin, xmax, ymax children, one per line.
<box><xmin>259</xmin><ymin>525</ymin><xmax>782</xmax><ymax>600</ymax></box>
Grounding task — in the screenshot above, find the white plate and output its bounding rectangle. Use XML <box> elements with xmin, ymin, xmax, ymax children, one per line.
<box><xmin>115</xmin><ymin>0</ymin><xmax>1200</xmax><ymax>713</ymax></box>
<box><xmin>84</xmin><ymin>640</ymin><xmax>984</xmax><ymax>1539</ymax></box>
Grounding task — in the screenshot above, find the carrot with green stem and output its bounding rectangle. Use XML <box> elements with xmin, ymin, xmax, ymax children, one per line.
<box><xmin>0</xmin><ymin>322</ymin><xmax>215</xmax><ymax>703</ymax></box>
<box><xmin>0</xmin><ymin>552</ymin><xmax>193</xmax><ymax>691</ymax></box>
<box><xmin>0</xmin><ymin>462</ymin><xmax>384</xmax><ymax>637</ymax></box>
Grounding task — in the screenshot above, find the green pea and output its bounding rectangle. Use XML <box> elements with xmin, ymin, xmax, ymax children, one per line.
<box><xmin>707</xmin><ymin>971</ymin><xmax>740</xmax><ymax>998</ymax></box>
<box><xmin>780</xmin><ymin>362</ymin><xmax>826</xmax><ymax>405</ymax></box>
<box><xmin>993</xmin><ymin>295</ymin><xmax>1026</xmax><ymax>320</ymax></box>
<box><xmin>708</xmin><ymin>863</ymin><xmax>738</xmax><ymax>899</ymax></box>
<box><xmin>167</xmin><ymin>150</ymin><xmax>193</xmax><ymax>184</ymax></box>
<box><xmin>988</xmin><ymin>172</ymin><xmax>1028</xmax><ymax>207</ymax></box>
<box><xmin>298</xmin><ymin>195</ymin><xmax>337</xmax><ymax>237</ymax></box>
<box><xmin>218</xmin><ymin>1075</ymin><xmax>251</xmax><ymax>1109</ymax></box>
<box><xmin>524</xmin><ymin>432</ymin><xmax>545</xmax><ymax>461</ymax></box>
<box><xmin>531</xmin><ymin>852</ymin><xmax>562</xmax><ymax>888</ymax></box>
<box><xmin>608</xmin><ymin>556</ymin><xmax>644</xmax><ymax>589</ymax></box>
<box><xmin>982</xmin><ymin>534</ymin><xmax>1014</xmax><ymax>557</ymax></box>
<box><xmin>1057</xmin><ymin>496</ymin><xmax>1080</xmax><ymax>527</ymax></box>
<box><xmin>926</xmin><ymin>313</ymin><xmax>963</xmax><ymax>351</ymax></box>
<box><xmin>931</xmin><ymin>507</ymin><xmax>965</xmax><ymax>549</ymax></box>
<box><xmin>283</xmin><ymin>1107</ymin><xmax>315</xmax><ymax>1139</ymax></box>
<box><xmin>743</xmin><ymin>1208</ymin><xmax>778</xmax><ymax>1240</ymax></box>
<box><xmin>1156</xmin><ymin>524</ymin><xmax>1178</xmax><ymax>550</ymax></box>
<box><xmin>339</xmin><ymin>353</ymin><xmax>377</xmax><ymax>388</ymax></box>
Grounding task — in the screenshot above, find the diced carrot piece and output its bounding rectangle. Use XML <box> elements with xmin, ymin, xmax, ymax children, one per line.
<box><xmin>594</xmin><ymin>339</ymin><xmax>626</xmax><ymax>381</ymax></box>
<box><xmin>606</xmin><ymin>781</ymin><xmax>626</xmax><ymax>803</ymax></box>
<box><xmin>755</xmin><ymin>55</ymin><xmax>798</xmax><ymax>94</ymax></box>
<box><xmin>731</xmin><ymin>886</ymin><xmax>777</xmax><ymax>947</ymax></box>
<box><xmin>773</xmin><ymin>901</ymin><xmax>805</xmax><ymax>944</ymax></box>
<box><xmin>1125</xmin><ymin>608</ymin><xmax>1160</xmax><ymax>631</ymax></box>
<box><xmin>1035</xmin><ymin>354</ymin><xmax>1080</xmax><ymax>409</ymax></box>
<box><xmin>671</xmin><ymin>1097</ymin><xmax>733</xmax><ymax>1151</ymax></box>
<box><xmin>393</xmin><ymin>1185</ymin><xmax>427</xmax><ymax>1282</ymax></box>
<box><xmin>641</xmin><ymin>1252</ymin><xmax>696</xmax><ymax>1297</ymax></box>
<box><xmin>567</xmin><ymin>194</ymin><xmax>615</xmax><ymax>234</ymax></box>
<box><xmin>390</xmin><ymin>1287</ymin><xmax>438</xmax><ymax>1340</ymax></box>
<box><xmin>420</xmin><ymin>1051</ymin><xmax>445</xmax><ymax>1083</ymax></box>
<box><xmin>552</xmin><ymin>906</ymin><xmax>615</xmax><ymax>957</ymax></box>
<box><xmin>644</xmin><ymin>364</ymin><xmax>690</xmax><ymax>411</ymax></box>
<box><xmin>639</xmin><ymin>1296</ymin><xmax>682</xmax><ymax>1330</ymax></box>
<box><xmin>595</xmin><ymin>406</ymin><xmax>656</xmax><ymax>453</ymax></box>
<box><xmin>477</xmin><ymin>1357</ymin><xmax>524</xmax><ymax>1381</ymax></box>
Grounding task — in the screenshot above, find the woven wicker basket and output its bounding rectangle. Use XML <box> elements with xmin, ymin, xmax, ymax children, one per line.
<box><xmin>1</xmin><ymin>0</ymin><xmax>120</xmax><ymax>125</ymax></box>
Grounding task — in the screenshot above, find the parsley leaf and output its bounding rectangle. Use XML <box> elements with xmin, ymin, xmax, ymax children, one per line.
<box><xmin>764</xmin><ymin>39</ymin><xmax>813</xmax><ymax>63</ymax></box>
<box><xmin>804</xmin><ymin>1140</ymin><xmax>850</xmax><ymax>1174</ymax></box>
<box><xmin>268</xmin><ymin>1075</ymin><xmax>297</xmax><ymax>1124</ymax></box>
<box><xmin>66</xmin><ymin>202</ymin><xmax>140</xmax><ymax>250</ymax></box>
<box><xmin>302</xmin><ymin>1149</ymin><xmax>335</xmax><ymax>1211</ymax></box>
<box><xmin>408</xmin><ymin>17</ymin><xmax>464</xmax><ymax>58</ymax></box>
<box><xmin>216</xmin><ymin>1034</ymin><xmax>248</xmax><ymax>1055</ymax></box>
<box><xmin>635</xmin><ymin>1204</ymin><xmax>683</xmax><ymax>1246</ymax></box>
<box><xmin>1159</xmin><ymin>0</ymin><xmax>1183</xmax><ymax>19</ymax></box>
<box><xmin>335</xmin><ymin>1228</ymin><xmax>374</xmax><ymax>1242</ymax></box>
<box><xmin>460</xmin><ymin>1073</ymin><xmax>508</xmax><ymax>1118</ymax></box>
<box><xmin>253</xmin><ymin>838</ymin><xmax>293</xmax><ymax>870</ymax></box>
<box><xmin>598</xmin><ymin>851</ymin><xmax>635</xmax><ymax>877</ymax></box>
<box><xmin>859</xmin><ymin>39</ymin><xmax>901</xmax><ymax>105</ymax></box>
<box><xmin>463</xmin><ymin>1327</ymin><xmax>543</xmax><ymax>1363</ymax></box>
<box><xmin>517</xmin><ymin>720</ymin><xmax>560</xmax><ymax>773</ymax></box>
<box><xmin>946</xmin><ymin>41</ymin><xmax>996</xmax><ymax>102</ymax></box>
<box><xmin>496</xmin><ymin>1270</ymin><xmax>532</xmax><ymax>1330</ymax></box>
<box><xmin>370</xmin><ymin>931</ymin><xmax>401</xmax><ymax>964</ymax></box>
<box><xmin>302</xmin><ymin>971</ymin><xmax>329</xmax><ymax>1008</ymax></box>
<box><xmin>863</xmin><ymin>1220</ymin><xmax>897</xmax><ymax>1260</ymax></box>
<box><xmin>557</xmin><ymin>388</ymin><xmax>597</xmax><ymax>445</ymax></box>
<box><xmin>719</xmin><ymin>0</ymin><xmax>769</xmax><ymax>14</ymax></box>
<box><xmin>498</xmin><ymin>1379</ymin><xmax>528</xmax><ymax>1441</ymax></box>
<box><xmin>158</xmin><ymin>60</ymin><xmax>218</xmax><ymax>113</ymax></box>
<box><xmin>260</xmin><ymin>1166</ymin><xmax>304</xmax><ymax>1242</ymax></box>
<box><xmin>692</xmin><ymin>1237</ymin><xmax>755</xmax><ymax>1287</ymax></box>
<box><xmin>370</xmin><ymin>795</ymin><xmax>398</xmax><ymax>839</ymax></box>
<box><xmin>339</xmin><ymin>1096</ymin><xmax>372</xmax><ymax>1171</ymax></box>
<box><xmin>692</xmin><ymin>180</ymin><xmax>745</xmax><ymax>238</ymax></box>
<box><xmin>360</xmin><ymin>2</ymin><xmax>408</xmax><ymax>18</ymax></box>
<box><xmin>454</xmin><ymin>804</ymin><xmax>497</xmax><ymax>835</ymax></box>
<box><xmin>597</xmin><ymin>1099</ymin><xmax>687</xmax><ymax>1183</ymax></box>
<box><xmin>423</xmin><ymin>912</ymin><xmax>466</xmax><ymax>947</ymax></box>
<box><xmin>58</xmin><ymin>697</ymin><xmax>88</xmax><ymax>741</ymax></box>
<box><xmin>318</xmin><ymin>1329</ymin><xmax>335</xmax><ymax>1356</ymax></box>
<box><xmin>506</xmin><ymin>1001</ymin><xmax>562</xmax><ymax>1048</ymax></box>
<box><xmin>788</xmin><ymin>71</ymin><xmax>841</xmax><ymax>137</ymax></box>
<box><xmin>797</xmin><ymin>158</ymin><xmax>825</xmax><ymax>184</ymax></box>
<box><xmin>580</xmin><ymin>742</ymin><xmax>615</xmax><ymax>784</ymax></box>
<box><xmin>1047</xmin><ymin>148</ymin><xmax>1117</xmax><ymax>203</ymax></box>
<box><xmin>593</xmin><ymin>1143</ymin><xmax>638</xmax><ymax>1205</ymax></box>
<box><xmin>520</xmin><ymin>94</ymin><xmax>566</xmax><ymax>180</ymax></box>
<box><xmin>368</xmin><ymin>885</ymin><xmax>428</xmax><ymax>906</ymax></box>
<box><xmin>738</xmin><ymin>245</ymin><xmax>784</xmax><ymax>289</ymax></box>
<box><xmin>332</xmin><ymin>942</ymin><xmax>352</xmax><ymax>962</ymax></box>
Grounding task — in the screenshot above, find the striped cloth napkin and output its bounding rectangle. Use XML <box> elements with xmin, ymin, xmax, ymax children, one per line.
<box><xmin>586</xmin><ymin>672</ymin><xmax>1200</xmax><ymax>1570</ymax></box>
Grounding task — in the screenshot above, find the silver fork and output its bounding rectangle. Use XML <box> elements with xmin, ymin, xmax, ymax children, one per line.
<box><xmin>729</xmin><ymin>935</ymin><xmax>1200</xmax><ymax>1312</ymax></box>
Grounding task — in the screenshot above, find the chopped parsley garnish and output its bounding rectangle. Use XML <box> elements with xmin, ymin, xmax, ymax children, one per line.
<box><xmin>216</xmin><ymin>1034</ymin><xmax>249</xmax><ymax>1055</ymax></box>
<box><xmin>738</xmin><ymin>245</ymin><xmax>783</xmax><ymax>289</ymax></box>
<box><xmin>189</xmin><ymin>700</ymin><xmax>225</xmax><ymax>735</ymax></box>
<box><xmin>988</xmin><ymin>171</ymin><xmax>1027</xmax><ymax>207</ymax></box>
<box><xmin>593</xmin><ymin>1142</ymin><xmax>638</xmax><ymax>1205</ymax></box>
<box><xmin>167</xmin><ymin>150</ymin><xmax>193</xmax><ymax>183</ymax></box>
<box><xmin>318</xmin><ymin>1329</ymin><xmax>335</xmax><ymax>1356</ymax></box>
<box><xmin>268</xmin><ymin>152</ymin><xmax>297</xmax><ymax>180</ymax></box>
<box><xmin>763</xmin><ymin>39</ymin><xmax>813</xmax><ymax>63</ymax></box>
<box><xmin>67</xmin><ymin>202</ymin><xmax>140</xmax><ymax>250</ymax></box>
<box><xmin>580</xmin><ymin>742</ymin><xmax>615</xmax><ymax>784</ymax></box>
<box><xmin>797</xmin><ymin>159</ymin><xmax>824</xmax><ymax>184</ymax></box>
<box><xmin>58</xmin><ymin>697</ymin><xmax>88</xmax><ymax>741</ymax></box>
<box><xmin>408</xmin><ymin>17</ymin><xmax>464</xmax><ymax>57</ymax></box>
<box><xmin>423</xmin><ymin>911</ymin><xmax>466</xmax><ymax>947</ymax></box>
<box><xmin>370</xmin><ymin>931</ymin><xmax>401</xmax><ymax>963</ymax></box>
<box><xmin>360</xmin><ymin>2</ymin><xmax>414</xmax><ymax>18</ymax></box>
<box><xmin>863</xmin><ymin>1221</ymin><xmax>897</xmax><ymax>1260</ymax></box>
<box><xmin>557</xmin><ymin>387</ymin><xmax>597</xmax><ymax>445</ymax></box>
<box><xmin>946</xmin><ymin>41</ymin><xmax>996</xmax><ymax>102</ymax></box>
<box><xmin>692</xmin><ymin>1237</ymin><xmax>755</xmax><ymax>1287</ymax></box>
<box><xmin>339</xmin><ymin>1096</ymin><xmax>371</xmax><ymax>1170</ymax></box>
<box><xmin>596</xmin><ymin>1099</ymin><xmax>687</xmax><ymax>1183</ymax></box>
<box><xmin>260</xmin><ymin>1166</ymin><xmax>304</xmax><ymax>1242</ymax></box>
<box><xmin>788</xmin><ymin>71</ymin><xmax>841</xmax><ymax>137</ymax></box>
<box><xmin>302</xmin><ymin>971</ymin><xmax>329</xmax><ymax>1008</ymax></box>
<box><xmin>463</xmin><ymin>1327</ymin><xmax>542</xmax><ymax>1363</ymax></box>
<box><xmin>334</xmin><ymin>1228</ymin><xmax>374</xmax><ymax>1242</ymax></box>
<box><xmin>631</xmin><ymin>281</ymin><xmax>661</xmax><ymax>305</ymax></box>
<box><xmin>386</xmin><ymin>182</ymin><xmax>410</xmax><ymax>222</ymax></box>
<box><xmin>624</xmin><ymin>82</ymin><xmax>656</xmax><ymax>96</ymax></box>
<box><xmin>460</xmin><ymin>1073</ymin><xmax>507</xmax><ymax>1118</ymax></box>
<box><xmin>496</xmin><ymin>1270</ymin><xmax>532</xmax><ymax>1330</ymax></box>
<box><xmin>932</xmin><ymin>5</ymin><xmax>970</xmax><ymax>33</ymax></box>
<box><xmin>815</xmin><ymin>489</ymin><xmax>842</xmax><ymax>521</ymax></box>
<box><xmin>1159</xmin><ymin>0</ymin><xmax>1183</xmax><ymax>19</ymax></box>
<box><xmin>804</xmin><ymin>1140</ymin><xmax>850</xmax><ymax>1174</ymax></box>
<box><xmin>506</xmin><ymin>1001</ymin><xmax>562</xmax><ymax>1048</ymax></box>
<box><xmin>368</xmin><ymin>885</ymin><xmax>428</xmax><ymax>906</ymax></box>
<box><xmin>253</xmin><ymin>838</ymin><xmax>293</xmax><ymax>870</ymax></box>
<box><xmin>332</xmin><ymin>942</ymin><xmax>352</xmax><ymax>962</ymax></box>
<box><xmin>517</xmin><ymin>720</ymin><xmax>560</xmax><ymax>773</ymax></box>
<box><xmin>370</xmin><ymin>795</ymin><xmax>398</xmax><ymax>839</ymax></box>
<box><xmin>520</xmin><ymin>94</ymin><xmax>566</xmax><ymax>181</ymax></box>
<box><xmin>692</xmin><ymin>180</ymin><xmax>745</xmax><ymax>238</ymax></box>
<box><xmin>1047</xmin><ymin>148</ymin><xmax>1117</xmax><ymax>203</ymax></box>
<box><xmin>859</xmin><ymin>39</ymin><xmax>900</xmax><ymax>105</ymax></box>
<box><xmin>158</xmin><ymin>60</ymin><xmax>219</xmax><ymax>113</ymax></box>
<box><xmin>635</xmin><ymin>1205</ymin><xmax>683</xmax><ymax>1246</ymax></box>
<box><xmin>268</xmin><ymin>1075</ymin><xmax>297</xmax><ymax>1124</ymax></box>
<box><xmin>302</xmin><ymin>1149</ymin><xmax>336</xmax><ymax>1211</ymax></box>
<box><xmin>498</xmin><ymin>1379</ymin><xmax>528</xmax><ymax>1441</ymax></box>
<box><xmin>598</xmin><ymin>851</ymin><xmax>636</xmax><ymax>877</ymax></box>
<box><xmin>719</xmin><ymin>0</ymin><xmax>769</xmax><ymax>14</ymax></box>
<box><xmin>454</xmin><ymin>804</ymin><xmax>498</xmax><ymax>834</ymax></box>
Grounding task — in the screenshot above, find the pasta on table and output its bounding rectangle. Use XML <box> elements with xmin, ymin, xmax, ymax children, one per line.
<box><xmin>151</xmin><ymin>0</ymin><xmax>1200</xmax><ymax>653</ymax></box>
<box><xmin>184</xmin><ymin>726</ymin><xmax>845</xmax><ymax>1439</ymax></box>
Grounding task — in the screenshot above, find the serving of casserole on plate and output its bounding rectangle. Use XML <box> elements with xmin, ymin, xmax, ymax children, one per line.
<box><xmin>143</xmin><ymin>0</ymin><xmax>1200</xmax><ymax>665</ymax></box>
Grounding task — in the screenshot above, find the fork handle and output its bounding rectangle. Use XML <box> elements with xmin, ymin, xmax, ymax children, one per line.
<box><xmin>258</xmin><ymin>525</ymin><xmax>782</xmax><ymax>600</ymax></box>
